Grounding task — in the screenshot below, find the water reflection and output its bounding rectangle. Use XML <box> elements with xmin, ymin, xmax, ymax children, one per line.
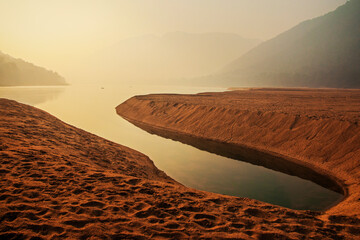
<box><xmin>0</xmin><ymin>84</ymin><xmax>344</xmax><ymax>211</ymax></box>
<box><xmin>0</xmin><ymin>86</ymin><xmax>65</xmax><ymax>105</ymax></box>
<box><xmin>123</xmin><ymin>118</ymin><xmax>344</xmax><ymax>196</ymax></box>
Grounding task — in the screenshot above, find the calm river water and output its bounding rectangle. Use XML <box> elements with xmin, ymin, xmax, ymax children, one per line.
<box><xmin>0</xmin><ymin>84</ymin><xmax>343</xmax><ymax>210</ymax></box>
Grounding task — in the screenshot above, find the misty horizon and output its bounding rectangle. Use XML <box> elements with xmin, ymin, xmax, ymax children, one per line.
<box><xmin>1</xmin><ymin>1</ymin><xmax>360</xmax><ymax>239</ymax></box>
<box><xmin>0</xmin><ymin>0</ymin><xmax>347</xmax><ymax>86</ymax></box>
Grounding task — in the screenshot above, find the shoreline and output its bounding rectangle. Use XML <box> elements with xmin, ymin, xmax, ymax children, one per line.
<box><xmin>116</xmin><ymin>88</ymin><xmax>360</xmax><ymax>217</ymax></box>
<box><xmin>119</xmin><ymin>114</ymin><xmax>348</xmax><ymax>212</ymax></box>
<box><xmin>1</xmin><ymin>96</ymin><xmax>360</xmax><ymax>239</ymax></box>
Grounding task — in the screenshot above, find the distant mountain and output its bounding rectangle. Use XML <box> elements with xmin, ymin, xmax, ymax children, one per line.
<box><xmin>0</xmin><ymin>51</ymin><xmax>66</xmax><ymax>86</ymax></box>
<box><xmin>212</xmin><ymin>0</ymin><xmax>360</xmax><ymax>88</ymax></box>
<box><xmin>88</xmin><ymin>32</ymin><xmax>260</xmax><ymax>84</ymax></box>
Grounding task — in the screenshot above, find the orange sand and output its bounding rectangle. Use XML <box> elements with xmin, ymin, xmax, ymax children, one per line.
<box><xmin>1</xmin><ymin>94</ymin><xmax>359</xmax><ymax>239</ymax></box>
<box><xmin>116</xmin><ymin>89</ymin><xmax>360</xmax><ymax>236</ymax></box>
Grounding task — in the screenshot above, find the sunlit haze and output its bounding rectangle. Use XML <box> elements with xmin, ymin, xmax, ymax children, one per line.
<box><xmin>0</xmin><ymin>0</ymin><xmax>346</xmax><ymax>84</ymax></box>
<box><xmin>1</xmin><ymin>1</ymin><xmax>360</xmax><ymax>237</ymax></box>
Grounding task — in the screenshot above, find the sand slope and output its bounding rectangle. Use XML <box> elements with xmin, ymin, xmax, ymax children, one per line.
<box><xmin>1</xmin><ymin>98</ymin><xmax>360</xmax><ymax>239</ymax></box>
<box><xmin>117</xmin><ymin>89</ymin><xmax>360</xmax><ymax>221</ymax></box>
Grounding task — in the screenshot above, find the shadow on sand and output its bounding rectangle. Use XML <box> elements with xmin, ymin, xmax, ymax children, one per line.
<box><xmin>123</xmin><ymin>117</ymin><xmax>345</xmax><ymax>196</ymax></box>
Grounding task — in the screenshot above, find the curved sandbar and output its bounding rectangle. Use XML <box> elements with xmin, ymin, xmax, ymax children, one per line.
<box><xmin>116</xmin><ymin>88</ymin><xmax>360</xmax><ymax>218</ymax></box>
<box><xmin>0</xmin><ymin>97</ymin><xmax>359</xmax><ymax>239</ymax></box>
<box><xmin>122</xmin><ymin>116</ymin><xmax>345</xmax><ymax>203</ymax></box>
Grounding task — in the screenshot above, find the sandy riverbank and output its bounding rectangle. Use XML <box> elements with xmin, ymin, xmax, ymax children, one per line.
<box><xmin>116</xmin><ymin>89</ymin><xmax>360</xmax><ymax>230</ymax></box>
<box><xmin>1</xmin><ymin>96</ymin><xmax>359</xmax><ymax>239</ymax></box>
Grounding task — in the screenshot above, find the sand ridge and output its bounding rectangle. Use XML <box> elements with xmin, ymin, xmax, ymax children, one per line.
<box><xmin>1</xmin><ymin>97</ymin><xmax>360</xmax><ymax>239</ymax></box>
<box><xmin>116</xmin><ymin>89</ymin><xmax>360</xmax><ymax>225</ymax></box>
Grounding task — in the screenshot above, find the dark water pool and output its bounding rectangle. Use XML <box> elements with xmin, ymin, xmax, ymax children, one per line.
<box><xmin>0</xmin><ymin>84</ymin><xmax>343</xmax><ymax>210</ymax></box>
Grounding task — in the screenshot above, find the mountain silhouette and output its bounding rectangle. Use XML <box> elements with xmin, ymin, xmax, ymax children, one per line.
<box><xmin>0</xmin><ymin>51</ymin><xmax>66</xmax><ymax>86</ymax></box>
<box><xmin>86</xmin><ymin>32</ymin><xmax>260</xmax><ymax>84</ymax></box>
<box><xmin>213</xmin><ymin>0</ymin><xmax>360</xmax><ymax>88</ymax></box>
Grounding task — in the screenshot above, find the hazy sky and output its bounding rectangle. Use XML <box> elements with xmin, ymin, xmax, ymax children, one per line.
<box><xmin>0</xmin><ymin>0</ymin><xmax>346</xmax><ymax>81</ymax></box>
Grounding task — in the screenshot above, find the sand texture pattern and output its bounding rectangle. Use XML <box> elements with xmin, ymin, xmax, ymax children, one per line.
<box><xmin>117</xmin><ymin>89</ymin><xmax>360</xmax><ymax>228</ymax></box>
<box><xmin>1</xmin><ymin>96</ymin><xmax>360</xmax><ymax>239</ymax></box>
